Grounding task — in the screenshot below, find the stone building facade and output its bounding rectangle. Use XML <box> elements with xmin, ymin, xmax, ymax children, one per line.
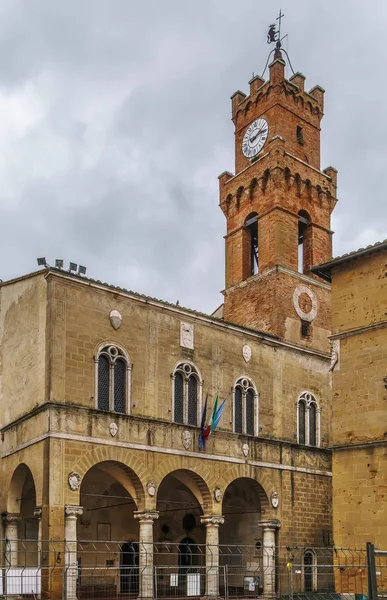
<box><xmin>313</xmin><ymin>241</ymin><xmax>387</xmax><ymax>550</ymax></box>
<box><xmin>0</xmin><ymin>47</ymin><xmax>336</xmax><ymax>599</ymax></box>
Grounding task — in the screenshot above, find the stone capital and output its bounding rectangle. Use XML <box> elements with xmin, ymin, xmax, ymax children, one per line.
<box><xmin>2</xmin><ymin>512</ymin><xmax>21</xmax><ymax>524</ymax></box>
<box><xmin>64</xmin><ymin>505</ymin><xmax>83</xmax><ymax>519</ymax></box>
<box><xmin>34</xmin><ymin>506</ymin><xmax>42</xmax><ymax>519</ymax></box>
<box><xmin>258</xmin><ymin>519</ymin><xmax>281</xmax><ymax>530</ymax></box>
<box><xmin>133</xmin><ymin>510</ymin><xmax>159</xmax><ymax>524</ymax></box>
<box><xmin>200</xmin><ymin>515</ymin><xmax>225</xmax><ymax>527</ymax></box>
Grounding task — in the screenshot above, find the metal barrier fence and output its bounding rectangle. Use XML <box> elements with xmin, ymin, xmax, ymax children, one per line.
<box><xmin>0</xmin><ymin>539</ymin><xmax>383</xmax><ymax>599</ymax></box>
<box><xmin>367</xmin><ymin>542</ymin><xmax>387</xmax><ymax>600</ymax></box>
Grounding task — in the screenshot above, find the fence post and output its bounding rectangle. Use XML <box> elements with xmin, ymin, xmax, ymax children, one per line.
<box><xmin>367</xmin><ymin>542</ymin><xmax>378</xmax><ymax>600</ymax></box>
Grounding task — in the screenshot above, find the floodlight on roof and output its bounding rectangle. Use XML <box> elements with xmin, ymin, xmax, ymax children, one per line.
<box><xmin>78</xmin><ymin>265</ymin><xmax>87</xmax><ymax>275</ymax></box>
<box><xmin>55</xmin><ymin>259</ymin><xmax>64</xmax><ymax>269</ymax></box>
<box><xmin>37</xmin><ymin>257</ymin><xmax>47</xmax><ymax>267</ymax></box>
<box><xmin>69</xmin><ymin>262</ymin><xmax>77</xmax><ymax>272</ymax></box>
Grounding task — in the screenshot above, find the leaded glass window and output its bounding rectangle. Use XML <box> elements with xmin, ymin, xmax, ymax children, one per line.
<box><xmin>234</xmin><ymin>378</ymin><xmax>257</xmax><ymax>436</ymax></box>
<box><xmin>234</xmin><ymin>387</ymin><xmax>243</xmax><ymax>434</ymax></box>
<box><xmin>174</xmin><ymin>372</ymin><xmax>184</xmax><ymax>424</ymax></box>
<box><xmin>114</xmin><ymin>358</ymin><xmax>126</xmax><ymax>413</ymax></box>
<box><xmin>96</xmin><ymin>345</ymin><xmax>130</xmax><ymax>414</ymax></box>
<box><xmin>172</xmin><ymin>363</ymin><xmax>201</xmax><ymax>426</ymax></box>
<box><xmin>246</xmin><ymin>389</ymin><xmax>255</xmax><ymax>436</ymax></box>
<box><xmin>98</xmin><ymin>355</ymin><xmax>110</xmax><ymax>411</ymax></box>
<box><xmin>298</xmin><ymin>400</ymin><xmax>306</xmax><ymax>444</ymax></box>
<box><xmin>187</xmin><ymin>376</ymin><xmax>197</xmax><ymax>426</ymax></box>
<box><xmin>309</xmin><ymin>403</ymin><xmax>317</xmax><ymax>447</ymax></box>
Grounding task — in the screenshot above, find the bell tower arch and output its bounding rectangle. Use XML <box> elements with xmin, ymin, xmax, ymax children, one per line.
<box><xmin>219</xmin><ymin>45</ymin><xmax>337</xmax><ymax>352</ymax></box>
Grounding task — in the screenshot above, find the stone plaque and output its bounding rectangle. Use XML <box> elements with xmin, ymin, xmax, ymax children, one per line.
<box><xmin>243</xmin><ymin>345</ymin><xmax>252</xmax><ymax>363</ymax></box>
<box><xmin>180</xmin><ymin>322</ymin><xmax>194</xmax><ymax>350</ymax></box>
<box><xmin>109</xmin><ymin>309</ymin><xmax>122</xmax><ymax>330</ymax></box>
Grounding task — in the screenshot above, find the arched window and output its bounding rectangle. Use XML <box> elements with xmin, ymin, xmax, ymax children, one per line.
<box><xmin>233</xmin><ymin>377</ymin><xmax>258</xmax><ymax>436</ymax></box>
<box><xmin>298</xmin><ymin>210</ymin><xmax>311</xmax><ymax>274</ymax></box>
<box><xmin>298</xmin><ymin>399</ymin><xmax>306</xmax><ymax>445</ymax></box>
<box><xmin>303</xmin><ymin>549</ymin><xmax>317</xmax><ymax>592</ymax></box>
<box><xmin>244</xmin><ymin>213</ymin><xmax>259</xmax><ymax>277</ymax></box>
<box><xmin>172</xmin><ymin>363</ymin><xmax>202</xmax><ymax>426</ymax></box>
<box><xmin>95</xmin><ymin>345</ymin><xmax>131</xmax><ymax>414</ymax></box>
<box><xmin>297</xmin><ymin>392</ymin><xmax>320</xmax><ymax>447</ymax></box>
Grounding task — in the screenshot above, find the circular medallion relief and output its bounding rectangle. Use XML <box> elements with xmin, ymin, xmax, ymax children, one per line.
<box><xmin>293</xmin><ymin>285</ymin><xmax>318</xmax><ymax>322</ymax></box>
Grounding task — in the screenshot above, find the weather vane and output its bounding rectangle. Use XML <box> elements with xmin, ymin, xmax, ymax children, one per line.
<box><xmin>262</xmin><ymin>9</ymin><xmax>295</xmax><ymax>77</ymax></box>
<box><xmin>267</xmin><ymin>9</ymin><xmax>287</xmax><ymax>49</ymax></box>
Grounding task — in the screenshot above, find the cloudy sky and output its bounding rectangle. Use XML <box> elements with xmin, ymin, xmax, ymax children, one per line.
<box><xmin>0</xmin><ymin>0</ymin><xmax>386</xmax><ymax>313</ymax></box>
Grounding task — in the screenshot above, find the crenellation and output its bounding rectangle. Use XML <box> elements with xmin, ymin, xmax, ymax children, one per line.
<box><xmin>289</xmin><ymin>72</ymin><xmax>306</xmax><ymax>92</ymax></box>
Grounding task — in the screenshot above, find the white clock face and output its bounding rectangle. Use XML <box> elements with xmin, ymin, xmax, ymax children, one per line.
<box><xmin>242</xmin><ymin>118</ymin><xmax>269</xmax><ymax>158</ymax></box>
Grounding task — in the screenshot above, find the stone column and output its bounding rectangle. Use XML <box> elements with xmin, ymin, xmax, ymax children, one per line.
<box><xmin>64</xmin><ymin>505</ymin><xmax>83</xmax><ymax>600</ymax></box>
<box><xmin>134</xmin><ymin>510</ymin><xmax>159</xmax><ymax>600</ymax></box>
<box><xmin>259</xmin><ymin>520</ymin><xmax>280</xmax><ymax>597</ymax></box>
<box><xmin>2</xmin><ymin>513</ymin><xmax>21</xmax><ymax>567</ymax></box>
<box><xmin>34</xmin><ymin>507</ymin><xmax>42</xmax><ymax>566</ymax></box>
<box><xmin>200</xmin><ymin>515</ymin><xmax>224</xmax><ymax>599</ymax></box>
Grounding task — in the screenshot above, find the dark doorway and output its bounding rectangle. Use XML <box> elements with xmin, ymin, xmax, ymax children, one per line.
<box><xmin>304</xmin><ymin>551</ymin><xmax>314</xmax><ymax>592</ymax></box>
<box><xmin>178</xmin><ymin>537</ymin><xmax>198</xmax><ymax>573</ymax></box>
<box><xmin>120</xmin><ymin>542</ymin><xmax>139</xmax><ymax>595</ymax></box>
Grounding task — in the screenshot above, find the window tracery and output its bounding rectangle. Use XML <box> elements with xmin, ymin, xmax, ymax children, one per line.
<box><xmin>172</xmin><ymin>363</ymin><xmax>202</xmax><ymax>426</ymax></box>
<box><xmin>233</xmin><ymin>377</ymin><xmax>258</xmax><ymax>436</ymax></box>
<box><xmin>95</xmin><ymin>345</ymin><xmax>132</xmax><ymax>414</ymax></box>
<box><xmin>297</xmin><ymin>391</ymin><xmax>320</xmax><ymax>447</ymax></box>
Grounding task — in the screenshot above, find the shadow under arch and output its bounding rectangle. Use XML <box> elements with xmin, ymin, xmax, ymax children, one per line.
<box><xmin>7</xmin><ymin>463</ymin><xmax>37</xmax><ymax>515</ymax></box>
<box><xmin>77</xmin><ymin>460</ymin><xmax>145</xmax><ymax>596</ymax></box>
<box><xmin>5</xmin><ymin>464</ymin><xmax>39</xmax><ymax>566</ymax></box>
<box><xmin>156</xmin><ymin>468</ymin><xmax>212</xmax><ymax>512</ymax></box>
<box><xmin>219</xmin><ymin>476</ymin><xmax>270</xmax><ymax>578</ymax></box>
<box><xmin>155</xmin><ymin>469</ymin><xmax>209</xmax><ymax>578</ymax></box>
<box><xmin>79</xmin><ymin>460</ymin><xmax>145</xmax><ymax>514</ymax></box>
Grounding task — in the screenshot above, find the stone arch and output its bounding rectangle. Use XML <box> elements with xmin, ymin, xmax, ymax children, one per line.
<box><xmin>71</xmin><ymin>446</ymin><xmax>149</xmax><ymax>510</ymax></box>
<box><xmin>219</xmin><ymin>464</ymin><xmax>275</xmax><ymax>518</ymax></box>
<box><xmin>154</xmin><ymin>457</ymin><xmax>214</xmax><ymax>513</ymax></box>
<box><xmin>7</xmin><ymin>463</ymin><xmax>38</xmax><ymax>514</ymax></box>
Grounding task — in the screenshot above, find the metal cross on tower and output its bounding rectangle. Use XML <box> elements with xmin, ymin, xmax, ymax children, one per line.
<box><xmin>276</xmin><ymin>9</ymin><xmax>284</xmax><ymax>43</ymax></box>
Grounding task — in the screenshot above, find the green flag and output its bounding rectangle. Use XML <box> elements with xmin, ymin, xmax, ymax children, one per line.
<box><xmin>210</xmin><ymin>395</ymin><xmax>219</xmax><ymax>433</ymax></box>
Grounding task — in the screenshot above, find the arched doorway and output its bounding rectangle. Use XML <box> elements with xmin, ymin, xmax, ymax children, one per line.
<box><xmin>7</xmin><ymin>464</ymin><xmax>39</xmax><ymax>567</ymax></box>
<box><xmin>220</xmin><ymin>478</ymin><xmax>266</xmax><ymax>597</ymax></box>
<box><xmin>178</xmin><ymin>537</ymin><xmax>198</xmax><ymax>573</ymax></box>
<box><xmin>120</xmin><ymin>542</ymin><xmax>139</xmax><ymax>595</ymax></box>
<box><xmin>78</xmin><ymin>461</ymin><xmax>143</xmax><ymax>598</ymax></box>
<box><xmin>155</xmin><ymin>470</ymin><xmax>209</xmax><ymax>598</ymax></box>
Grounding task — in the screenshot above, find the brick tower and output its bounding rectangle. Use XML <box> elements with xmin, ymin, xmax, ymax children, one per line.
<box><xmin>219</xmin><ymin>47</ymin><xmax>337</xmax><ymax>352</ymax></box>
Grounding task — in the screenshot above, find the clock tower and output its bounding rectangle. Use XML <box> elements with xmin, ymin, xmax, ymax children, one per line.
<box><xmin>219</xmin><ymin>46</ymin><xmax>337</xmax><ymax>352</ymax></box>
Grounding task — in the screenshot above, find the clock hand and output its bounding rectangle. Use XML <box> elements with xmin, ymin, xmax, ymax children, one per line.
<box><xmin>250</xmin><ymin>126</ymin><xmax>267</xmax><ymax>143</ymax></box>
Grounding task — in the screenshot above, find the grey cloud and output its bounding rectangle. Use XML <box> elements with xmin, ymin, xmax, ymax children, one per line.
<box><xmin>0</xmin><ymin>0</ymin><xmax>386</xmax><ymax>313</ymax></box>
